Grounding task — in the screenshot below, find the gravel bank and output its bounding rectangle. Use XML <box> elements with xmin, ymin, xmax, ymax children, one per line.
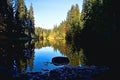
<box><xmin>13</xmin><ymin>65</ymin><xmax>109</xmax><ymax>80</ymax></box>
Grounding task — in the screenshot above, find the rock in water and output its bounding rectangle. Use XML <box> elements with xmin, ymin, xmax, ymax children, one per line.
<box><xmin>52</xmin><ymin>56</ymin><xmax>69</xmax><ymax>66</ymax></box>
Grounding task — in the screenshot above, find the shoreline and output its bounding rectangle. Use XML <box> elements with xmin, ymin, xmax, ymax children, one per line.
<box><xmin>14</xmin><ymin>65</ymin><xmax>109</xmax><ymax>80</ymax></box>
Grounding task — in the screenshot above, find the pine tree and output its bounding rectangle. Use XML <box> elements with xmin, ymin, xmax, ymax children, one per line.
<box><xmin>66</xmin><ymin>4</ymin><xmax>81</xmax><ymax>42</ymax></box>
<box><xmin>29</xmin><ymin>3</ymin><xmax>35</xmax><ymax>35</ymax></box>
<box><xmin>15</xmin><ymin>0</ymin><xmax>27</xmax><ymax>35</ymax></box>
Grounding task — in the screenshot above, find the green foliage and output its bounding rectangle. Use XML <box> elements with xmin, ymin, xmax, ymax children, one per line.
<box><xmin>35</xmin><ymin>4</ymin><xmax>82</xmax><ymax>43</ymax></box>
<box><xmin>66</xmin><ymin>4</ymin><xmax>81</xmax><ymax>42</ymax></box>
<box><xmin>80</xmin><ymin>0</ymin><xmax>120</xmax><ymax>48</ymax></box>
<box><xmin>17</xmin><ymin>0</ymin><xmax>27</xmax><ymax>20</ymax></box>
<box><xmin>29</xmin><ymin>4</ymin><xmax>34</xmax><ymax>24</ymax></box>
<box><xmin>26</xmin><ymin>4</ymin><xmax>35</xmax><ymax>37</ymax></box>
<box><xmin>0</xmin><ymin>0</ymin><xmax>36</xmax><ymax>38</ymax></box>
<box><xmin>48</xmin><ymin>21</ymin><xmax>67</xmax><ymax>40</ymax></box>
<box><xmin>35</xmin><ymin>27</ymin><xmax>51</xmax><ymax>40</ymax></box>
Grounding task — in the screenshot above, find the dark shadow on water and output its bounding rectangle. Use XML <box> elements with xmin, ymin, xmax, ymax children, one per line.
<box><xmin>82</xmin><ymin>47</ymin><xmax>119</xmax><ymax>80</ymax></box>
<box><xmin>79</xmin><ymin>32</ymin><xmax>120</xmax><ymax>80</ymax></box>
<box><xmin>0</xmin><ymin>39</ymin><xmax>35</xmax><ymax>80</ymax></box>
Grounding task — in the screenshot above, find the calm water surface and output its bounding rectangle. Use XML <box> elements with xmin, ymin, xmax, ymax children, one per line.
<box><xmin>0</xmin><ymin>39</ymin><xmax>114</xmax><ymax>80</ymax></box>
<box><xmin>0</xmin><ymin>39</ymin><xmax>84</xmax><ymax>74</ymax></box>
<box><xmin>26</xmin><ymin>46</ymin><xmax>66</xmax><ymax>73</ymax></box>
<box><xmin>24</xmin><ymin>39</ymin><xmax>85</xmax><ymax>73</ymax></box>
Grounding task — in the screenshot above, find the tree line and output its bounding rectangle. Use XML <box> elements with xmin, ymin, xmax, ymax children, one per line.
<box><xmin>35</xmin><ymin>0</ymin><xmax>119</xmax><ymax>48</ymax></box>
<box><xmin>80</xmin><ymin>0</ymin><xmax>119</xmax><ymax>48</ymax></box>
<box><xmin>0</xmin><ymin>0</ymin><xmax>35</xmax><ymax>39</ymax></box>
<box><xmin>35</xmin><ymin>4</ymin><xmax>81</xmax><ymax>41</ymax></box>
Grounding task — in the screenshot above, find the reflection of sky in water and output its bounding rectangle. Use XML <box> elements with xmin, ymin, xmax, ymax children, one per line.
<box><xmin>26</xmin><ymin>46</ymin><xmax>65</xmax><ymax>73</ymax></box>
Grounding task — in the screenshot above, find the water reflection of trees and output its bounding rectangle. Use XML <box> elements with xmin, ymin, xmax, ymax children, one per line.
<box><xmin>0</xmin><ymin>40</ymin><xmax>35</xmax><ymax>75</ymax></box>
<box><xmin>35</xmin><ymin>40</ymin><xmax>86</xmax><ymax>66</ymax></box>
<box><xmin>65</xmin><ymin>42</ymin><xmax>86</xmax><ymax>66</ymax></box>
<box><xmin>0</xmin><ymin>39</ymin><xmax>87</xmax><ymax>75</ymax></box>
<box><xmin>35</xmin><ymin>39</ymin><xmax>51</xmax><ymax>49</ymax></box>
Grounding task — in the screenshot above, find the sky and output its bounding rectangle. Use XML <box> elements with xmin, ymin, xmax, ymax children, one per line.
<box><xmin>25</xmin><ymin>0</ymin><xmax>83</xmax><ymax>29</ymax></box>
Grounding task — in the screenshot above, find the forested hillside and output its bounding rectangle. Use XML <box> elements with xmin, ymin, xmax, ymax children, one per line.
<box><xmin>35</xmin><ymin>0</ymin><xmax>119</xmax><ymax>48</ymax></box>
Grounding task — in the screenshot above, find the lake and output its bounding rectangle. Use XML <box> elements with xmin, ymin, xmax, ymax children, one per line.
<box><xmin>0</xmin><ymin>39</ymin><xmax>85</xmax><ymax>73</ymax></box>
<box><xmin>0</xmin><ymin>39</ymin><xmax>116</xmax><ymax>80</ymax></box>
<box><xmin>25</xmin><ymin>47</ymin><xmax>66</xmax><ymax>73</ymax></box>
<box><xmin>24</xmin><ymin>39</ymin><xmax>86</xmax><ymax>73</ymax></box>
